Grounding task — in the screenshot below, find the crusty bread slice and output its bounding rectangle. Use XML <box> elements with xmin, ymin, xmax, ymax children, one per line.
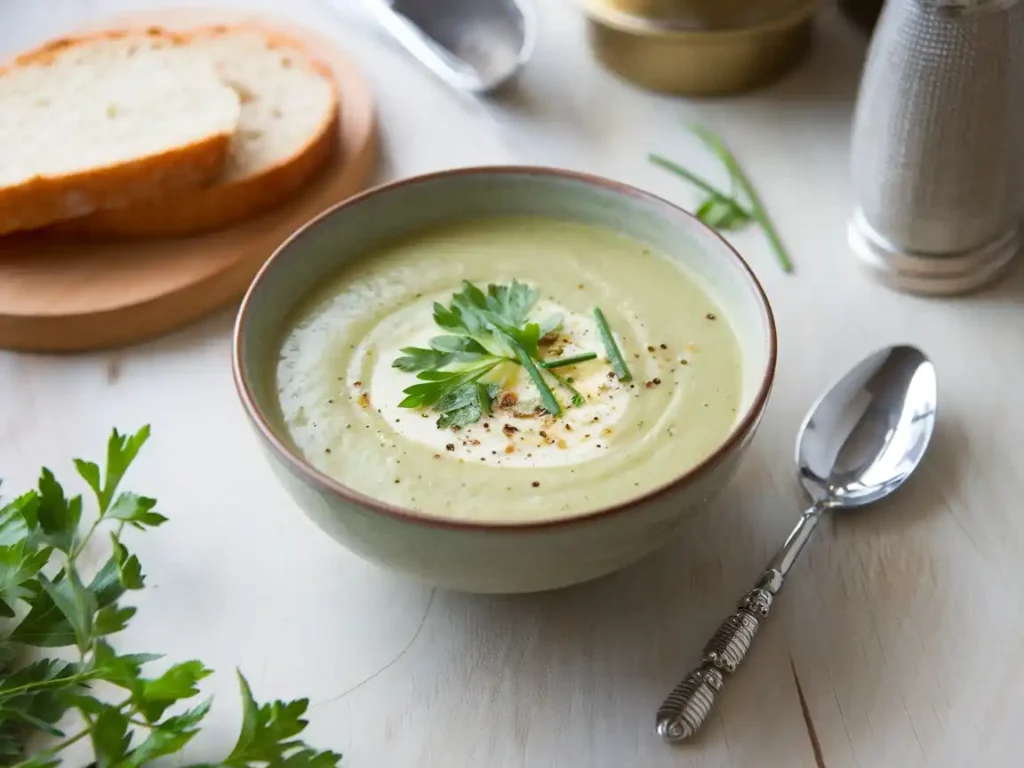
<box><xmin>0</xmin><ymin>29</ymin><xmax>241</xmax><ymax>236</ymax></box>
<box><xmin>59</xmin><ymin>25</ymin><xmax>340</xmax><ymax>238</ymax></box>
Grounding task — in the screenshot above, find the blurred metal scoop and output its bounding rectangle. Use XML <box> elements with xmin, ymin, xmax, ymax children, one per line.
<box><xmin>351</xmin><ymin>0</ymin><xmax>536</xmax><ymax>94</ymax></box>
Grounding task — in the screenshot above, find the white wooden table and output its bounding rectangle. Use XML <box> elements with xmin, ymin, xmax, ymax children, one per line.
<box><xmin>3</xmin><ymin>2</ymin><xmax>1021</xmax><ymax>766</ymax></box>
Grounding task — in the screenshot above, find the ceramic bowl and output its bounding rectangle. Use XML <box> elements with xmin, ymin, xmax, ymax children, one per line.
<box><xmin>232</xmin><ymin>167</ymin><xmax>776</xmax><ymax>594</ymax></box>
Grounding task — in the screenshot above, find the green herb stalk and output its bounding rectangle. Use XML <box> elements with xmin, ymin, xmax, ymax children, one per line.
<box><xmin>650</xmin><ymin>123</ymin><xmax>794</xmax><ymax>274</ymax></box>
<box><xmin>593</xmin><ymin>308</ymin><xmax>633</xmax><ymax>382</ymax></box>
<box><xmin>0</xmin><ymin>427</ymin><xmax>340</xmax><ymax>767</ymax></box>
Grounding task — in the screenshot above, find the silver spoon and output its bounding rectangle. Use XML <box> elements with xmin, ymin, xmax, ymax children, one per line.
<box><xmin>346</xmin><ymin>0</ymin><xmax>536</xmax><ymax>94</ymax></box>
<box><xmin>655</xmin><ymin>344</ymin><xmax>938</xmax><ymax>743</ymax></box>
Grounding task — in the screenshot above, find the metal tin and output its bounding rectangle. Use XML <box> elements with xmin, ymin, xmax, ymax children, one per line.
<box><xmin>847</xmin><ymin>0</ymin><xmax>1024</xmax><ymax>295</ymax></box>
<box><xmin>580</xmin><ymin>0</ymin><xmax>820</xmax><ymax>95</ymax></box>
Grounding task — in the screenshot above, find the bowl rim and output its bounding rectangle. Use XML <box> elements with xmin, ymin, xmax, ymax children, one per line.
<box><xmin>232</xmin><ymin>165</ymin><xmax>778</xmax><ymax>532</ymax></box>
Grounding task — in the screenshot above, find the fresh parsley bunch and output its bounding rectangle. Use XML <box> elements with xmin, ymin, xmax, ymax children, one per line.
<box><xmin>392</xmin><ymin>280</ymin><xmax>568</xmax><ymax>427</ymax></box>
<box><xmin>0</xmin><ymin>427</ymin><xmax>340</xmax><ymax>767</ymax></box>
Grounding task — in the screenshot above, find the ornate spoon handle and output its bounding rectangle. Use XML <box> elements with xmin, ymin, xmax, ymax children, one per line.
<box><xmin>655</xmin><ymin>505</ymin><xmax>825</xmax><ymax>743</ymax></box>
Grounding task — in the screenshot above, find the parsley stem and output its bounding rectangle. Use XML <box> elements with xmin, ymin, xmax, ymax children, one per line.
<box><xmin>21</xmin><ymin>727</ymin><xmax>91</xmax><ymax>763</ymax></box>
<box><xmin>689</xmin><ymin>123</ymin><xmax>793</xmax><ymax>273</ymax></box>
<box><xmin>505</xmin><ymin>336</ymin><xmax>561</xmax><ymax>416</ymax></box>
<box><xmin>20</xmin><ymin>695</ymin><xmax>133</xmax><ymax>766</ymax></box>
<box><xmin>593</xmin><ymin>308</ymin><xmax>632</xmax><ymax>382</ymax></box>
<box><xmin>1</xmin><ymin>671</ymin><xmax>93</xmax><ymax>697</ymax></box>
<box><xmin>70</xmin><ymin>517</ymin><xmax>103</xmax><ymax>561</ymax></box>
<box><xmin>539</xmin><ymin>352</ymin><xmax>597</xmax><ymax>369</ymax></box>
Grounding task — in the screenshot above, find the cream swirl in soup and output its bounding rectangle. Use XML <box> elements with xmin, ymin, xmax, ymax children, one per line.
<box><xmin>275</xmin><ymin>216</ymin><xmax>742</xmax><ymax>523</ymax></box>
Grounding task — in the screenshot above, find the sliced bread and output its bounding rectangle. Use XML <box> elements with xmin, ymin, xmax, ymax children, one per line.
<box><xmin>0</xmin><ymin>29</ymin><xmax>241</xmax><ymax>236</ymax></box>
<box><xmin>59</xmin><ymin>25</ymin><xmax>340</xmax><ymax>238</ymax></box>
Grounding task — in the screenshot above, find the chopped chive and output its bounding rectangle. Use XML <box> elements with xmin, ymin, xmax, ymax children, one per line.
<box><xmin>648</xmin><ymin>154</ymin><xmax>748</xmax><ymax>216</ymax></box>
<box><xmin>539</xmin><ymin>352</ymin><xmax>598</xmax><ymax>370</ymax></box>
<box><xmin>689</xmin><ymin>123</ymin><xmax>793</xmax><ymax>274</ymax></box>
<box><xmin>504</xmin><ymin>334</ymin><xmax>561</xmax><ymax>416</ymax></box>
<box><xmin>547</xmin><ymin>368</ymin><xmax>585</xmax><ymax>407</ymax></box>
<box><xmin>594</xmin><ymin>307</ymin><xmax>632</xmax><ymax>382</ymax></box>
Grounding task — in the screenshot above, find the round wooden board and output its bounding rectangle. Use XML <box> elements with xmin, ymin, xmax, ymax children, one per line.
<box><xmin>0</xmin><ymin>8</ymin><xmax>377</xmax><ymax>353</ymax></box>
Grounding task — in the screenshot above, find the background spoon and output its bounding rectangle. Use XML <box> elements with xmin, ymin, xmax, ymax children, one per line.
<box><xmin>655</xmin><ymin>344</ymin><xmax>938</xmax><ymax>743</ymax></box>
<box><xmin>347</xmin><ymin>0</ymin><xmax>536</xmax><ymax>94</ymax></box>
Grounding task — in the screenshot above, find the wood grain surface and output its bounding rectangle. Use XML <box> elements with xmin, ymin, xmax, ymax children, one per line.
<box><xmin>1</xmin><ymin>1</ymin><xmax>1020</xmax><ymax>767</ymax></box>
<box><xmin>0</xmin><ymin>7</ymin><xmax>377</xmax><ymax>353</ymax></box>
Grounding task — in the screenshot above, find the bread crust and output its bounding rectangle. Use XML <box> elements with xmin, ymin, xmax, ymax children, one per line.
<box><xmin>54</xmin><ymin>24</ymin><xmax>341</xmax><ymax>239</ymax></box>
<box><xmin>0</xmin><ymin>28</ymin><xmax>238</xmax><ymax>236</ymax></box>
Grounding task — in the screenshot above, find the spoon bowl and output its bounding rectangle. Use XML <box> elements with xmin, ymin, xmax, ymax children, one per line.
<box><xmin>656</xmin><ymin>344</ymin><xmax>937</xmax><ymax>742</ymax></box>
<box><xmin>797</xmin><ymin>344</ymin><xmax>937</xmax><ymax>507</ymax></box>
<box><xmin>352</xmin><ymin>0</ymin><xmax>536</xmax><ymax>93</ymax></box>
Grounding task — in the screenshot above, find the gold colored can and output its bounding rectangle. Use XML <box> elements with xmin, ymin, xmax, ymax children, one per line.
<box><xmin>581</xmin><ymin>0</ymin><xmax>820</xmax><ymax>96</ymax></box>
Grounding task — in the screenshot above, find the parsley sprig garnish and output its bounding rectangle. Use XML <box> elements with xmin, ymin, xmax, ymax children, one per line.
<box><xmin>650</xmin><ymin>123</ymin><xmax>793</xmax><ymax>274</ymax></box>
<box><xmin>392</xmin><ymin>281</ymin><xmax>639</xmax><ymax>429</ymax></box>
<box><xmin>392</xmin><ymin>280</ymin><xmax>579</xmax><ymax>428</ymax></box>
<box><xmin>0</xmin><ymin>427</ymin><xmax>340</xmax><ymax>767</ymax></box>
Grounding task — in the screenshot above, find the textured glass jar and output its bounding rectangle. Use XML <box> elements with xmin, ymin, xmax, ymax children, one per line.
<box><xmin>847</xmin><ymin>0</ymin><xmax>1024</xmax><ymax>294</ymax></box>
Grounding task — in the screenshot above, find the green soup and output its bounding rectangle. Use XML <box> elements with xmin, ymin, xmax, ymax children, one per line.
<box><xmin>275</xmin><ymin>216</ymin><xmax>742</xmax><ymax>522</ymax></box>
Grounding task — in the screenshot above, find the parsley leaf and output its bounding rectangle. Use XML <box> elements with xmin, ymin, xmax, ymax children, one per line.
<box><xmin>392</xmin><ymin>281</ymin><xmax>564</xmax><ymax>425</ymax></box>
<box><xmin>107</xmin><ymin>492</ymin><xmax>167</xmax><ymax>530</ymax></box>
<box><xmin>485</xmin><ymin>280</ymin><xmax>537</xmax><ymax>327</ymax></box>
<box><xmin>0</xmin><ymin>492</ymin><xmax>38</xmax><ymax>547</ymax></box>
<box><xmin>392</xmin><ymin>345</ymin><xmax>452</xmax><ymax>373</ymax></box>
<box><xmin>90</xmin><ymin>640</ymin><xmax>156</xmax><ymax>685</ymax></box>
<box><xmin>430</xmin><ymin>334</ymin><xmax>488</xmax><ymax>355</ymax></box>
<box><xmin>436</xmin><ymin>382</ymin><xmax>494</xmax><ymax>429</ymax></box>
<box><xmin>10</xmin><ymin>554</ymin><xmax>125</xmax><ymax>648</ymax></box>
<box><xmin>35</xmin><ymin>470</ymin><xmax>81</xmax><ymax>555</ymax></box>
<box><xmin>0</xmin><ymin>427</ymin><xmax>339</xmax><ymax>765</ymax></box>
<box><xmin>398</xmin><ymin>358</ymin><xmax>502</xmax><ymax>410</ymax></box>
<box><xmin>120</xmin><ymin>711</ymin><xmax>206</xmax><ymax>766</ymax></box>
<box><xmin>93</xmin><ymin>603</ymin><xmax>136</xmax><ymax>636</ymax></box>
<box><xmin>392</xmin><ymin>335</ymin><xmax>490</xmax><ymax>374</ymax></box>
<box><xmin>0</xmin><ymin>659</ymin><xmax>81</xmax><ymax>739</ymax></box>
<box><xmin>91</xmin><ymin>704</ymin><xmax>132</xmax><ymax>763</ymax></box>
<box><xmin>224</xmin><ymin>672</ymin><xmax>341</xmax><ymax>767</ymax></box>
<box><xmin>88</xmin><ymin>552</ymin><xmax>129</xmax><ymax>607</ymax></box>
<box><xmin>110</xmin><ymin>534</ymin><xmax>144</xmax><ymax>590</ymax></box>
<box><xmin>122</xmin><ymin>698</ymin><xmax>212</xmax><ymax>766</ymax></box>
<box><xmin>137</xmin><ymin>660</ymin><xmax>212</xmax><ymax>722</ymax></box>
<box><xmin>37</xmin><ymin>570</ymin><xmax>96</xmax><ymax>653</ymax></box>
<box><xmin>101</xmin><ymin>426</ymin><xmax>151</xmax><ymax>512</ymax></box>
<box><xmin>695</xmin><ymin>196</ymin><xmax>751</xmax><ymax>231</ymax></box>
<box><xmin>0</xmin><ymin>541</ymin><xmax>51</xmax><ymax>617</ymax></box>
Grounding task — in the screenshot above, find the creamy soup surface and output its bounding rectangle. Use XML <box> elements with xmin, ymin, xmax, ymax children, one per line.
<box><xmin>275</xmin><ymin>216</ymin><xmax>743</xmax><ymax>522</ymax></box>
